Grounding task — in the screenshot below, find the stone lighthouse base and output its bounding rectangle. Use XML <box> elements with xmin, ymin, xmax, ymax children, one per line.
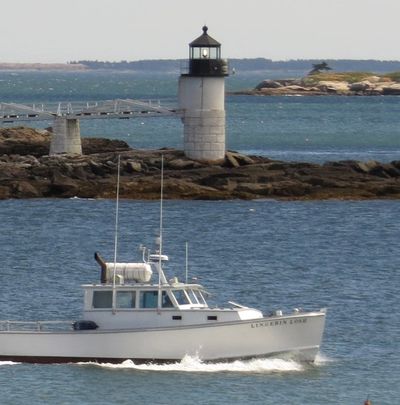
<box><xmin>183</xmin><ymin>110</ymin><xmax>225</xmax><ymax>162</ymax></box>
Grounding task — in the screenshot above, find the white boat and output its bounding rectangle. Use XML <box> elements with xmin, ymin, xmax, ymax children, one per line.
<box><xmin>0</xmin><ymin>159</ymin><xmax>326</xmax><ymax>364</ymax></box>
<box><xmin>0</xmin><ymin>237</ymin><xmax>326</xmax><ymax>364</ymax></box>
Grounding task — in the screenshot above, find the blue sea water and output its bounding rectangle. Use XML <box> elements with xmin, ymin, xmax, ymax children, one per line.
<box><xmin>0</xmin><ymin>70</ymin><xmax>399</xmax><ymax>163</ymax></box>
<box><xmin>0</xmin><ymin>71</ymin><xmax>399</xmax><ymax>404</ymax></box>
<box><xmin>0</xmin><ymin>199</ymin><xmax>399</xmax><ymax>404</ymax></box>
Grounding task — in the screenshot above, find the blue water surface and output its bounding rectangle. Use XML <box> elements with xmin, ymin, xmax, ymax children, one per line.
<box><xmin>0</xmin><ymin>70</ymin><xmax>399</xmax><ymax>404</ymax></box>
<box><xmin>0</xmin><ymin>70</ymin><xmax>399</xmax><ymax>163</ymax></box>
<box><xmin>0</xmin><ymin>199</ymin><xmax>399</xmax><ymax>405</ymax></box>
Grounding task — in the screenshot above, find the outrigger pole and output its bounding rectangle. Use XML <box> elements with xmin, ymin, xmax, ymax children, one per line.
<box><xmin>112</xmin><ymin>155</ymin><xmax>121</xmax><ymax>314</ymax></box>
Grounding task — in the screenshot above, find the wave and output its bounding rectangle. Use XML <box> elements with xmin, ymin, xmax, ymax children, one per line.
<box><xmin>77</xmin><ymin>355</ymin><xmax>308</xmax><ymax>374</ymax></box>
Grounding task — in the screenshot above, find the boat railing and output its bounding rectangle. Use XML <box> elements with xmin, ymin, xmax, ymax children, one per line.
<box><xmin>0</xmin><ymin>320</ymin><xmax>74</xmax><ymax>332</ymax></box>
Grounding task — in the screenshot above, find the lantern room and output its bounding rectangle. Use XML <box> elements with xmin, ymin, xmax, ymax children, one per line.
<box><xmin>186</xmin><ymin>26</ymin><xmax>228</xmax><ymax>77</ymax></box>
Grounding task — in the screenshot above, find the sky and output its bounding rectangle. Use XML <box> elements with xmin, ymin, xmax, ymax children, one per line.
<box><xmin>0</xmin><ymin>0</ymin><xmax>399</xmax><ymax>63</ymax></box>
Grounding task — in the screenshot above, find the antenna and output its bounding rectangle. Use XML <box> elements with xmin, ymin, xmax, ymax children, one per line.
<box><xmin>158</xmin><ymin>154</ymin><xmax>164</xmax><ymax>288</ymax></box>
<box><xmin>112</xmin><ymin>155</ymin><xmax>121</xmax><ymax>314</ymax></box>
<box><xmin>185</xmin><ymin>242</ymin><xmax>189</xmax><ymax>284</ymax></box>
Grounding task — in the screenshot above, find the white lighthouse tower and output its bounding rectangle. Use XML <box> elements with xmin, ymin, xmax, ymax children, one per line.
<box><xmin>178</xmin><ymin>26</ymin><xmax>229</xmax><ymax>162</ymax></box>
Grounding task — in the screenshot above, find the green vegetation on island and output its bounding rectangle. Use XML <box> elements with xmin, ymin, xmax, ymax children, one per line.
<box><xmin>235</xmin><ymin>63</ymin><xmax>400</xmax><ymax>96</ymax></box>
<box><xmin>304</xmin><ymin>71</ymin><xmax>400</xmax><ymax>85</ymax></box>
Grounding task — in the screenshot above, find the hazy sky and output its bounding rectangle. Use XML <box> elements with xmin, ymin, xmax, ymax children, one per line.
<box><xmin>1</xmin><ymin>0</ymin><xmax>399</xmax><ymax>63</ymax></box>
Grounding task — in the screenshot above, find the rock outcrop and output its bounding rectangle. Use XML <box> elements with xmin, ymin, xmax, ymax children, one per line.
<box><xmin>0</xmin><ymin>127</ymin><xmax>132</xmax><ymax>156</ymax></box>
<box><xmin>0</xmin><ymin>127</ymin><xmax>51</xmax><ymax>156</ymax></box>
<box><xmin>237</xmin><ymin>73</ymin><xmax>400</xmax><ymax>96</ymax></box>
<box><xmin>1</xmin><ymin>127</ymin><xmax>400</xmax><ymax>200</ymax></box>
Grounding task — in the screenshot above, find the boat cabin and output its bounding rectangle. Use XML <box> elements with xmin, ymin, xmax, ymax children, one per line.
<box><xmin>83</xmin><ymin>283</ymin><xmax>209</xmax><ymax>311</ymax></box>
<box><xmin>83</xmin><ymin>251</ymin><xmax>263</xmax><ymax>329</ymax></box>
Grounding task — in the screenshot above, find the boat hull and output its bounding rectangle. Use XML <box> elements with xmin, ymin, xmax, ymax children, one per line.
<box><xmin>0</xmin><ymin>311</ymin><xmax>326</xmax><ymax>364</ymax></box>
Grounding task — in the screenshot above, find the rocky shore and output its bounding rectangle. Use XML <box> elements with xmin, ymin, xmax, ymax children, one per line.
<box><xmin>235</xmin><ymin>72</ymin><xmax>400</xmax><ymax>96</ymax></box>
<box><xmin>1</xmin><ymin>127</ymin><xmax>400</xmax><ymax>200</ymax></box>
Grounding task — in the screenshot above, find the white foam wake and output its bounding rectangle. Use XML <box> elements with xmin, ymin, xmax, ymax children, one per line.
<box><xmin>314</xmin><ymin>352</ymin><xmax>334</xmax><ymax>366</ymax></box>
<box><xmin>0</xmin><ymin>361</ymin><xmax>20</xmax><ymax>366</ymax></box>
<box><xmin>78</xmin><ymin>355</ymin><xmax>304</xmax><ymax>374</ymax></box>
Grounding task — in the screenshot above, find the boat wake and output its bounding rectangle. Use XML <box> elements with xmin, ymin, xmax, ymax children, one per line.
<box><xmin>0</xmin><ymin>353</ymin><xmax>331</xmax><ymax>371</ymax></box>
<box><xmin>314</xmin><ymin>352</ymin><xmax>334</xmax><ymax>366</ymax></box>
<box><xmin>78</xmin><ymin>355</ymin><xmax>311</xmax><ymax>374</ymax></box>
<box><xmin>0</xmin><ymin>361</ymin><xmax>20</xmax><ymax>366</ymax></box>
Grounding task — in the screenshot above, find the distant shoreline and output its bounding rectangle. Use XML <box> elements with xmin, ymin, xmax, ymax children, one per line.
<box><xmin>0</xmin><ymin>63</ymin><xmax>87</xmax><ymax>71</ymax></box>
<box><xmin>2</xmin><ymin>59</ymin><xmax>400</xmax><ymax>73</ymax></box>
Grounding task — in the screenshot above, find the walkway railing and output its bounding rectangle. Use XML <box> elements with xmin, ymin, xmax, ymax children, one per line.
<box><xmin>0</xmin><ymin>98</ymin><xmax>178</xmax><ymax>123</ymax></box>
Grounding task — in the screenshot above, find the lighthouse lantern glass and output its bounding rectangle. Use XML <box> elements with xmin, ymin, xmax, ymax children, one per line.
<box><xmin>190</xmin><ymin>47</ymin><xmax>219</xmax><ymax>60</ymax></box>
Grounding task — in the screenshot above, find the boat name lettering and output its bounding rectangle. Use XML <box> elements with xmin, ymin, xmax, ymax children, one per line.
<box><xmin>251</xmin><ymin>318</ymin><xmax>307</xmax><ymax>328</ymax></box>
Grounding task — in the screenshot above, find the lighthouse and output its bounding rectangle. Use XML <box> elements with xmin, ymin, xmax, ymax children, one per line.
<box><xmin>178</xmin><ymin>26</ymin><xmax>229</xmax><ymax>162</ymax></box>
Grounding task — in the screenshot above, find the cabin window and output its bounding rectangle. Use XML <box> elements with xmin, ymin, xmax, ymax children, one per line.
<box><xmin>161</xmin><ymin>291</ymin><xmax>174</xmax><ymax>308</ymax></box>
<box><xmin>140</xmin><ymin>291</ymin><xmax>158</xmax><ymax>308</ymax></box>
<box><xmin>117</xmin><ymin>291</ymin><xmax>136</xmax><ymax>308</ymax></box>
<box><xmin>194</xmin><ymin>290</ymin><xmax>206</xmax><ymax>305</ymax></box>
<box><xmin>188</xmin><ymin>290</ymin><xmax>199</xmax><ymax>304</ymax></box>
<box><xmin>173</xmin><ymin>290</ymin><xmax>190</xmax><ymax>305</ymax></box>
<box><xmin>93</xmin><ymin>291</ymin><xmax>112</xmax><ymax>308</ymax></box>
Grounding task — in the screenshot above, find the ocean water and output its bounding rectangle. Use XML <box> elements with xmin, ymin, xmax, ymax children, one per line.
<box><xmin>0</xmin><ymin>70</ymin><xmax>399</xmax><ymax>163</ymax></box>
<box><xmin>0</xmin><ymin>199</ymin><xmax>399</xmax><ymax>404</ymax></box>
<box><xmin>0</xmin><ymin>71</ymin><xmax>399</xmax><ymax>404</ymax></box>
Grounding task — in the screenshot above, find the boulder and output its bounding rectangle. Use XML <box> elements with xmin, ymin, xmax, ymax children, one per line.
<box><xmin>50</xmin><ymin>171</ymin><xmax>80</xmax><ymax>196</ymax></box>
<box><xmin>228</xmin><ymin>151</ymin><xmax>255</xmax><ymax>165</ymax></box>
<box><xmin>89</xmin><ymin>160</ymin><xmax>110</xmax><ymax>176</ymax></box>
<box><xmin>126</xmin><ymin>160</ymin><xmax>142</xmax><ymax>173</ymax></box>
<box><xmin>369</xmin><ymin>164</ymin><xmax>400</xmax><ymax>178</ymax></box>
<box><xmin>391</xmin><ymin>160</ymin><xmax>400</xmax><ymax>170</ymax></box>
<box><xmin>166</xmin><ymin>158</ymin><xmax>201</xmax><ymax>170</ymax></box>
<box><xmin>349</xmin><ymin>81</ymin><xmax>372</xmax><ymax>92</ymax></box>
<box><xmin>317</xmin><ymin>81</ymin><xmax>350</xmax><ymax>93</ymax></box>
<box><xmin>382</xmin><ymin>84</ymin><xmax>400</xmax><ymax>95</ymax></box>
<box><xmin>225</xmin><ymin>151</ymin><xmax>240</xmax><ymax>168</ymax></box>
<box><xmin>353</xmin><ymin>160</ymin><xmax>379</xmax><ymax>173</ymax></box>
<box><xmin>81</xmin><ymin>138</ymin><xmax>131</xmax><ymax>154</ymax></box>
<box><xmin>255</xmin><ymin>80</ymin><xmax>283</xmax><ymax>90</ymax></box>
<box><xmin>13</xmin><ymin>181</ymin><xmax>41</xmax><ymax>198</ymax></box>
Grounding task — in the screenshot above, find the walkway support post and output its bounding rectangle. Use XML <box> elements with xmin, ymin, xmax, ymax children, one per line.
<box><xmin>50</xmin><ymin>117</ymin><xmax>82</xmax><ymax>155</ymax></box>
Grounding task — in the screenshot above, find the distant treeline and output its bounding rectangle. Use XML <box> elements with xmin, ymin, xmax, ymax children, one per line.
<box><xmin>70</xmin><ymin>59</ymin><xmax>182</xmax><ymax>72</ymax></box>
<box><xmin>70</xmin><ymin>58</ymin><xmax>400</xmax><ymax>73</ymax></box>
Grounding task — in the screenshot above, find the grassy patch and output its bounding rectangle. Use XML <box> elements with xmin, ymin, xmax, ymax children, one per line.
<box><xmin>304</xmin><ymin>71</ymin><xmax>400</xmax><ymax>85</ymax></box>
<box><xmin>304</xmin><ymin>72</ymin><xmax>373</xmax><ymax>84</ymax></box>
